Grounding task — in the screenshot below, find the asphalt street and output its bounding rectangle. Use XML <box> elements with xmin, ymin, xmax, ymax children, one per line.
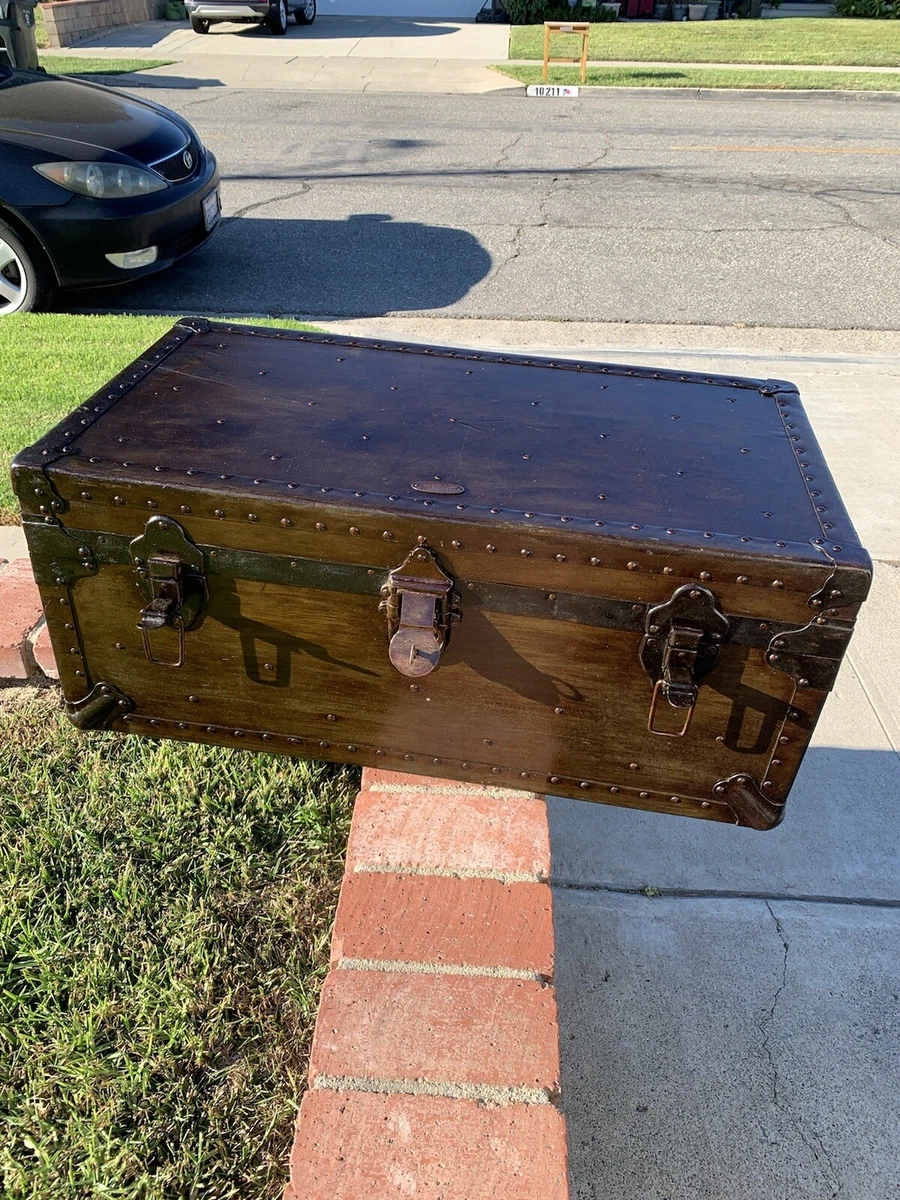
<box><xmin>80</xmin><ymin>87</ymin><xmax>900</xmax><ymax>329</ymax></box>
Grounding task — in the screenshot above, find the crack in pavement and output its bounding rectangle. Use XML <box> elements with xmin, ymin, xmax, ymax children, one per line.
<box><xmin>762</xmin><ymin>902</ymin><xmax>844</xmax><ymax>1200</ymax></box>
<box><xmin>224</xmin><ymin>181</ymin><xmax>313</xmax><ymax>221</ymax></box>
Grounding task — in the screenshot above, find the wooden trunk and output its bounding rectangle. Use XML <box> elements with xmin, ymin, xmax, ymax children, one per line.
<box><xmin>13</xmin><ymin>318</ymin><xmax>871</xmax><ymax>831</ymax></box>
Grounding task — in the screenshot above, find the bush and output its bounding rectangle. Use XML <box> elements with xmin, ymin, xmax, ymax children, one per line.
<box><xmin>504</xmin><ymin>0</ymin><xmax>618</xmax><ymax>23</ymax></box>
<box><xmin>835</xmin><ymin>0</ymin><xmax>899</xmax><ymax>14</ymax></box>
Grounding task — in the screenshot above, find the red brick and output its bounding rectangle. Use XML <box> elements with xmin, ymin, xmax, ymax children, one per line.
<box><xmin>331</xmin><ymin>872</ymin><xmax>554</xmax><ymax>977</ymax></box>
<box><xmin>30</xmin><ymin>622</ymin><xmax>59</xmax><ymax>680</ymax></box>
<box><xmin>346</xmin><ymin>787</ymin><xmax>551</xmax><ymax>880</ymax></box>
<box><xmin>309</xmin><ymin>970</ymin><xmax>560</xmax><ymax>1092</ymax></box>
<box><xmin>284</xmin><ymin>1090</ymin><xmax>568</xmax><ymax>1200</ymax></box>
<box><xmin>0</xmin><ymin>559</ymin><xmax>43</xmax><ymax>679</ymax></box>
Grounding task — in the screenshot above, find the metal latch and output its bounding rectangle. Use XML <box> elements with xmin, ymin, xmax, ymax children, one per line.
<box><xmin>131</xmin><ymin>516</ymin><xmax>207</xmax><ymax>667</ymax></box>
<box><xmin>379</xmin><ymin>540</ymin><xmax>460</xmax><ymax>678</ymax></box>
<box><xmin>640</xmin><ymin>585</ymin><xmax>729</xmax><ymax>736</ymax></box>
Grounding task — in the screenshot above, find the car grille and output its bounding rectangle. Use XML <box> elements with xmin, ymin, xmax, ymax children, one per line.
<box><xmin>151</xmin><ymin>137</ymin><xmax>201</xmax><ymax>184</ymax></box>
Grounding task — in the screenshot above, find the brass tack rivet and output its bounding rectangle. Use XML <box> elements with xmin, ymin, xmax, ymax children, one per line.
<box><xmin>348</xmin><ymin>745</ymin><xmax>357</xmax><ymax>753</ymax></box>
<box><xmin>349</xmin><ymin>527</ymin><xmax>360</xmax><ymax>536</ymax></box>
<box><xmin>548</xmin><ymin>593</ymin><xmax>556</xmax><ymax>601</ymax></box>
<box><xmin>490</xmin><ymin>509</ymin><xmax>500</xmax><ymax>515</ymax></box>
<box><xmin>281</xmin><ymin>518</ymin><xmax>292</xmax><ymax>527</ymax></box>
<box><xmin>376</xmin><ymin>749</ymin><xmax>385</xmax><ymax>756</ymax></box>
<box><xmin>525</xmin><ymin>512</ymin><xmax>535</xmax><ymax>518</ymax></box>
<box><xmin>486</xmin><ymin>544</ymin><xmax>497</xmax><ymax>553</ymax></box>
<box><xmin>772</xmin><ymin>758</ymin><xmax>781</xmax><ymax>767</ymax></box>
<box><xmin>405</xmin><ymin>753</ymin><xmax>414</xmax><ymax>761</ymax></box>
<box><xmin>549</xmin><ymin>775</ymin><xmax>560</xmax><ymax>784</ymax></box>
<box><xmin>590</xmin><ymin>557</ymin><xmax>601</xmax><ymax>566</ymax></box>
<box><xmin>147</xmin><ymin>500</ymin><xmax>158</xmax><ymax>509</ymax></box>
<box><xmin>315</xmin><ymin>522</ymin><xmax>326</xmax><ymax>531</ymax></box>
<box><xmin>484</xmin><ymin>738</ymin><xmax>492</xmax><ymax>745</ymax></box>
<box><xmin>609</xmin><ymin>786</ymin><xmax>620</xmax><ymax>794</ymax></box>
<box><xmin>769</xmin><ymin>653</ymin><xmax>780</xmax><ymax>662</ymax></box>
<box><xmin>326</xmin><ymin>714</ymin><xmax>338</xmax><ymax>722</ymax></box>
<box><xmin>467</xmin><ymin>583</ymin><xmax>475</xmax><ymax>591</ymax></box>
<box><xmin>640</xmin><ymin>791</ymin><xmax>650</xmax><ymax>799</ymax></box>
<box><xmin>689</xmin><ymin>589</ymin><xmax>700</xmax><ymax>599</ymax></box>
<box><xmin>115</xmin><ymin>642</ymin><xmax>125</xmax><ymax>650</ymax></box>
<box><xmin>75</xmin><ymin>669</ymin><xmax>84</xmax><ymax>676</ymax></box>
<box><xmin>181</xmin><ymin>505</ymin><xmax>192</xmax><ymax>514</ymax></box>
<box><xmin>215</xmin><ymin>509</ymin><xmax>225</xmax><ymax>518</ymax></box>
<box><xmin>492</xmin><ymin>767</ymin><xmax>502</xmax><ymax>775</ymax></box>
<box><xmin>779</xmin><ymin>736</ymin><xmax>789</xmax><ymax>744</ymax></box>
<box><xmin>81</xmin><ymin>491</ymin><xmax>91</xmax><ymax>500</ymax></box>
<box><xmin>627</xmin><ymin>561</ymin><xmax>638</xmax><ymax>571</ymax></box>
<box><xmin>714</xmin><ymin>784</ymin><xmax>726</xmax><ymax>796</ymax></box>
<box><xmin>580</xmin><ymin>781</ymin><xmax>591</xmax><ymax>790</ymax></box>
<box><xmin>598</xmin><ymin>494</ymin><xmax>607</xmax><ymax>501</ymax></box>
<box><xmin>554</xmin><ymin>706</ymin><xmax>564</xmax><ymax>715</ymax></box>
<box><xmin>763</xmin><ymin>781</ymin><xmax>774</xmax><ymax>791</ymax></box>
<box><xmin>701</xmin><ymin>801</ymin><xmax>711</xmax><ymax>809</ymax></box>
<box><xmin>264</xmin><ymin>663</ymin><xmax>275</xmax><ymax>672</ymax></box>
<box><xmin>319</xmin><ymin>741</ymin><xmax>329</xmax><ymax>749</ymax></box>
<box><xmin>462</xmin><ymin>762</ymin><xmax>471</xmax><ymax>769</ymax></box>
<box><xmin>632</xmin><ymin>604</ymin><xmax>642</xmax><ymax>613</ymax></box>
<box><xmin>561</xmin><ymin>516</ymin><xmax>571</xmax><ymax>523</ymax></box>
<box><xmin>248</xmin><ymin>513</ymin><xmax>258</xmax><ymax>522</ymax></box>
<box><xmin>410</xmin><ymin>684</ymin><xmax>419</xmax><ymax>692</ymax></box>
<box><xmin>434</xmin><ymin>758</ymin><xmax>442</xmax><ymax>764</ymax></box>
<box><xmin>555</xmin><ymin>554</ymin><xmax>567</xmax><ymax>563</ymax></box>
<box><xmin>629</xmin><ymin>762</ymin><xmax>639</xmax><ymax>771</ymax></box>
<box><xmin>631</xmin><ymin>525</ymin><xmax>641</xmax><ymax>532</ymax></box>
<box><xmin>772</xmin><ymin>580</ymin><xmax>785</xmax><ymax>589</ymax></box>
<box><xmin>521</xmin><ymin>772</ymin><xmax>530</xmax><ymax>779</ymax></box>
<box><xmin>671</xmin><ymin>796</ymin><xmax>681</xmax><ymax>803</ymax></box>
<box><xmin>798</xmin><ymin>678</ymin><xmax>810</xmax><ymax>688</ymax></box>
<box><xmin>188</xmin><ymin>695</ymin><xmax>199</xmax><ymax>702</ymax></box>
<box><xmin>663</xmin><ymin>566</ymin><xmax>674</xmax><ymax>575</ymax></box>
<box><xmin>521</xmin><ymin>549</ymin><xmax>532</xmax><ymax>557</ymax></box>
<box><xmin>700</xmin><ymin>571</ymin><xmax>711</xmax><ymax>581</ymax></box>
<box><xmin>737</xmin><ymin>575</ymin><xmax>748</xmax><ymax>584</ymax></box>
<box><xmin>523</xmin><ymin>454</ymin><xmax>531</xmax><ymax>460</ymax></box>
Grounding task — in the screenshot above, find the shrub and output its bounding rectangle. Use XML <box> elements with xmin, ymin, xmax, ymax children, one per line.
<box><xmin>504</xmin><ymin>0</ymin><xmax>618</xmax><ymax>23</ymax></box>
<box><xmin>835</xmin><ymin>0</ymin><xmax>900</xmax><ymax>15</ymax></box>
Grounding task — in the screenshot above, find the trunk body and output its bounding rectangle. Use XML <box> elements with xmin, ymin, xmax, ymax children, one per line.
<box><xmin>13</xmin><ymin>319</ymin><xmax>871</xmax><ymax>831</ymax></box>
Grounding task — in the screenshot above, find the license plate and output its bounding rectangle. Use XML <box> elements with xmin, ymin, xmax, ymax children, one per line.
<box><xmin>526</xmin><ymin>85</ymin><xmax>579</xmax><ymax>98</ymax></box>
<box><xmin>202</xmin><ymin>188</ymin><xmax>221</xmax><ymax>231</ymax></box>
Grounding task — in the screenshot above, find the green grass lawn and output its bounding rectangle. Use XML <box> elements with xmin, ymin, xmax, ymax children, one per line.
<box><xmin>39</xmin><ymin>56</ymin><xmax>175</xmax><ymax>76</ymax></box>
<box><xmin>509</xmin><ymin>18</ymin><xmax>900</xmax><ymax>67</ymax></box>
<box><xmin>1</xmin><ymin>688</ymin><xmax>357</xmax><ymax>1200</ymax></box>
<box><xmin>0</xmin><ymin>315</ymin><xmax>317</xmax><ymax>524</ymax></box>
<box><xmin>494</xmin><ymin>62</ymin><xmax>900</xmax><ymax>89</ymax></box>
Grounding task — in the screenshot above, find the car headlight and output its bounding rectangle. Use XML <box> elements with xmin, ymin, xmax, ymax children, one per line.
<box><xmin>34</xmin><ymin>161</ymin><xmax>168</xmax><ymax>199</ymax></box>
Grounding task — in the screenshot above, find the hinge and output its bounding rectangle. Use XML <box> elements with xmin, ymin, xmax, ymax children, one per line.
<box><xmin>131</xmin><ymin>516</ymin><xmax>208</xmax><ymax>668</ymax></box>
<box><xmin>25</xmin><ymin>518</ymin><xmax>96</xmax><ymax>588</ymax></box>
<box><xmin>765</xmin><ymin>618</ymin><xmax>853</xmax><ymax>693</ymax></box>
<box><xmin>379</xmin><ymin>540</ymin><xmax>460</xmax><ymax>678</ymax></box>
<box><xmin>640</xmin><ymin>585</ymin><xmax>730</xmax><ymax>737</ymax></box>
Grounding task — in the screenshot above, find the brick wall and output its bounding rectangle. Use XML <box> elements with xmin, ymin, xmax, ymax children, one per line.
<box><xmin>41</xmin><ymin>0</ymin><xmax>167</xmax><ymax>49</ymax></box>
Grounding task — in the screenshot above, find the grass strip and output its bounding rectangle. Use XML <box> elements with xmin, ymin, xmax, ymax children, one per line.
<box><xmin>0</xmin><ymin>688</ymin><xmax>357</xmax><ymax>1200</ymax></box>
<box><xmin>0</xmin><ymin>315</ymin><xmax>318</xmax><ymax>523</ymax></box>
<box><xmin>493</xmin><ymin>62</ymin><xmax>900</xmax><ymax>90</ymax></box>
<box><xmin>508</xmin><ymin>18</ymin><xmax>900</xmax><ymax>67</ymax></box>
<box><xmin>39</xmin><ymin>56</ymin><xmax>175</xmax><ymax>76</ymax></box>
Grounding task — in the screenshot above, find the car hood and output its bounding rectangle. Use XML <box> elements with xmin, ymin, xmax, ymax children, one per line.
<box><xmin>0</xmin><ymin>70</ymin><xmax>188</xmax><ymax>165</ymax></box>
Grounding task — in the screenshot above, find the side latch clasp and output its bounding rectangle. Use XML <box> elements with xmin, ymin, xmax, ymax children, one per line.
<box><xmin>379</xmin><ymin>540</ymin><xmax>460</xmax><ymax>678</ymax></box>
<box><xmin>640</xmin><ymin>585</ymin><xmax>729</xmax><ymax>737</ymax></box>
<box><xmin>131</xmin><ymin>517</ymin><xmax>207</xmax><ymax>668</ymax></box>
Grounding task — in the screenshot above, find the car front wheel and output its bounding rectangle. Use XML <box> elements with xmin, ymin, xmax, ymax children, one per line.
<box><xmin>295</xmin><ymin>0</ymin><xmax>315</xmax><ymax>24</ymax></box>
<box><xmin>190</xmin><ymin>14</ymin><xmax>210</xmax><ymax>32</ymax></box>
<box><xmin>0</xmin><ymin>220</ymin><xmax>54</xmax><ymax>315</ymax></box>
<box><xmin>268</xmin><ymin>0</ymin><xmax>288</xmax><ymax>33</ymax></box>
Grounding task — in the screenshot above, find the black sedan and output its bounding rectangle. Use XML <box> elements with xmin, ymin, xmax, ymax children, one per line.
<box><xmin>0</xmin><ymin>66</ymin><xmax>220</xmax><ymax>314</ymax></box>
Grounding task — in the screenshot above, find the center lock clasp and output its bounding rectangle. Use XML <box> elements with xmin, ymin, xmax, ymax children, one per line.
<box><xmin>131</xmin><ymin>516</ymin><xmax>208</xmax><ymax>668</ymax></box>
<box><xmin>640</xmin><ymin>584</ymin><xmax>730</xmax><ymax>737</ymax></box>
<box><xmin>380</xmin><ymin>540</ymin><xmax>460</xmax><ymax>678</ymax></box>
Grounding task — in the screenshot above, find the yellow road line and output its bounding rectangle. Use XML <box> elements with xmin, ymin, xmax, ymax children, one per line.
<box><xmin>671</xmin><ymin>144</ymin><xmax>900</xmax><ymax>156</ymax></box>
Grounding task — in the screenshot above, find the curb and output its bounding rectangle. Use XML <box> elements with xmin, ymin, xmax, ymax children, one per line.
<box><xmin>283</xmin><ymin>767</ymin><xmax>568</xmax><ymax>1199</ymax></box>
<box><xmin>499</xmin><ymin>81</ymin><xmax>900</xmax><ymax>103</ymax></box>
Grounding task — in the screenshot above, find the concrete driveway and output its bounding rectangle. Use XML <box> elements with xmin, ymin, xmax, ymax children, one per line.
<box><xmin>63</xmin><ymin>14</ymin><xmax>510</xmax><ymax>58</ymax></box>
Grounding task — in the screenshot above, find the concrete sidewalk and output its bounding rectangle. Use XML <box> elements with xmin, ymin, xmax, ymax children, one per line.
<box><xmin>310</xmin><ymin>317</ymin><xmax>899</xmax><ymax>1199</ymax></box>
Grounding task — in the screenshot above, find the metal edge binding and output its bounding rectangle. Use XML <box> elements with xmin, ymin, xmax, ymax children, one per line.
<box><xmin>209</xmin><ymin>318</ymin><xmax>770</xmax><ymax>392</ymax></box>
<box><xmin>65</xmin><ymin>682</ymin><xmax>134</xmax><ymax>730</ymax></box>
<box><xmin>713</xmin><ymin>773</ymin><xmax>786</xmax><ymax>831</ymax></box>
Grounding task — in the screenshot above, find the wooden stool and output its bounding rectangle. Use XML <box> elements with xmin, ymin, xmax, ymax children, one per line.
<box><xmin>542</xmin><ymin>20</ymin><xmax>590</xmax><ymax>84</ymax></box>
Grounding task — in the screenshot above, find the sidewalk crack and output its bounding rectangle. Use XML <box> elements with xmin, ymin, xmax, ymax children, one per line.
<box><xmin>762</xmin><ymin>902</ymin><xmax>843</xmax><ymax>1199</ymax></box>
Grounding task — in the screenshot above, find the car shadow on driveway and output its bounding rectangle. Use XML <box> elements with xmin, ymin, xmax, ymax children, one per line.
<box><xmin>65</xmin><ymin>212</ymin><xmax>492</xmax><ymax>317</ymax></box>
